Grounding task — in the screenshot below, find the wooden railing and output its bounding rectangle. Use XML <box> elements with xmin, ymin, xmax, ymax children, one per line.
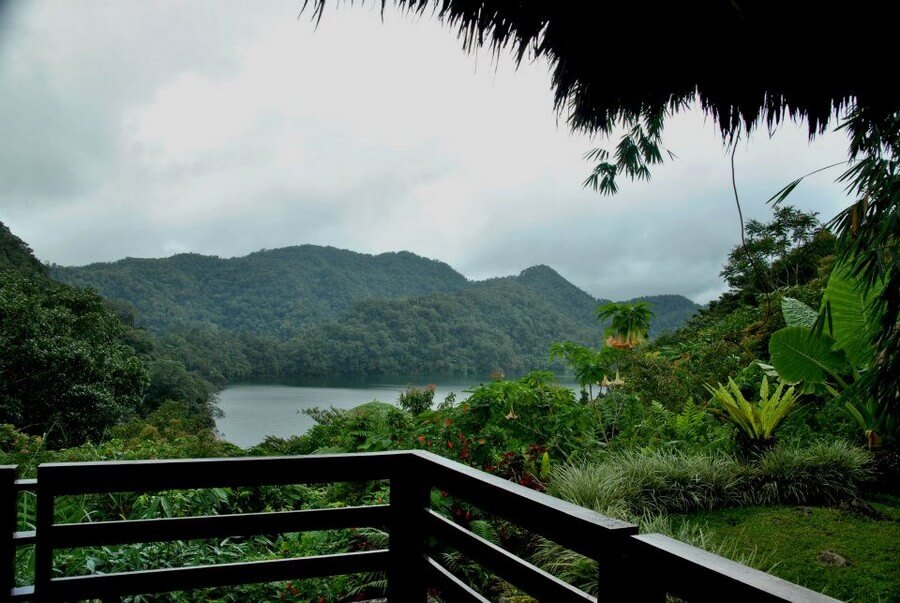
<box><xmin>1</xmin><ymin>451</ymin><xmax>837</xmax><ymax>602</ymax></box>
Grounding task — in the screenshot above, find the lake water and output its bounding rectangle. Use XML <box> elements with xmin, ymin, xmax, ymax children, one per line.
<box><xmin>216</xmin><ymin>375</ymin><xmax>578</xmax><ymax>447</ymax></box>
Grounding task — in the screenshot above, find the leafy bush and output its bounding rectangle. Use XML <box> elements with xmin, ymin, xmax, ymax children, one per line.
<box><xmin>398</xmin><ymin>384</ymin><xmax>436</xmax><ymax>415</ymax></box>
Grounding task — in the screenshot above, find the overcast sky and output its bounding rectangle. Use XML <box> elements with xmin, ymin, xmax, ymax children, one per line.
<box><xmin>0</xmin><ymin>1</ymin><xmax>854</xmax><ymax>303</ymax></box>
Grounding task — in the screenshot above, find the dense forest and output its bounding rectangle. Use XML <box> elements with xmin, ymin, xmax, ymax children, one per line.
<box><xmin>0</xmin><ymin>222</ymin><xmax>219</xmax><ymax>447</ymax></box>
<box><xmin>52</xmin><ymin>246</ymin><xmax>700</xmax><ymax>378</ymax></box>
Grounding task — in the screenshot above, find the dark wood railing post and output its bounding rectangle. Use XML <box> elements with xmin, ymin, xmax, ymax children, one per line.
<box><xmin>1</xmin><ymin>466</ymin><xmax>17</xmax><ymax>600</ymax></box>
<box><xmin>33</xmin><ymin>465</ymin><xmax>55</xmax><ymax>601</ymax></box>
<box><xmin>387</xmin><ymin>454</ymin><xmax>430</xmax><ymax>602</ymax></box>
<box><xmin>598</xmin><ymin>535</ymin><xmax>665</xmax><ymax>602</ymax></box>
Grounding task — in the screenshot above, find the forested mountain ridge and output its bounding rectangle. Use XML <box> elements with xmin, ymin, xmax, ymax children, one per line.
<box><xmin>51</xmin><ymin>246</ymin><xmax>698</xmax><ymax>346</ymax></box>
<box><xmin>51</xmin><ymin>246</ymin><xmax>470</xmax><ymax>337</ymax></box>
<box><xmin>1</xmin><ymin>221</ymin><xmax>47</xmax><ymax>279</ymax></box>
<box><xmin>283</xmin><ymin>275</ymin><xmax>604</xmax><ymax>375</ymax></box>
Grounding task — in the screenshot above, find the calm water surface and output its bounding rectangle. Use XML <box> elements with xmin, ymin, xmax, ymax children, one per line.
<box><xmin>216</xmin><ymin>375</ymin><xmax>577</xmax><ymax>447</ymax></box>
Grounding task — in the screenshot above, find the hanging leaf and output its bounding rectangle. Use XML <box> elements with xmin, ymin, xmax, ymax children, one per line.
<box><xmin>780</xmin><ymin>297</ymin><xmax>818</xmax><ymax>329</ymax></box>
<box><xmin>768</xmin><ymin>327</ymin><xmax>849</xmax><ymax>385</ymax></box>
<box><xmin>821</xmin><ymin>262</ymin><xmax>883</xmax><ymax>367</ymax></box>
<box><xmin>767</xmin><ymin>177</ymin><xmax>803</xmax><ymax>205</ymax></box>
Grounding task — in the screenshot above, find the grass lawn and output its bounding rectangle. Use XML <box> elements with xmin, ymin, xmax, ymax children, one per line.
<box><xmin>675</xmin><ymin>496</ymin><xmax>900</xmax><ymax>602</ymax></box>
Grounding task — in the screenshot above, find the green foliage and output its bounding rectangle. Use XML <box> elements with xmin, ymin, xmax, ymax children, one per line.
<box><xmin>595</xmin><ymin>301</ymin><xmax>654</xmax><ymax>348</ymax></box>
<box><xmin>53</xmin><ymin>247</ymin><xmax>699</xmax><ymax>377</ymax></box>
<box><xmin>548</xmin><ymin>441</ymin><xmax>869</xmax><ymax>516</ymax></box>
<box><xmin>720</xmin><ymin>207</ymin><xmax>830</xmax><ymax>299</ymax></box>
<box><xmin>0</xmin><ymin>272</ymin><xmax>149</xmax><ymax>447</ymax></box>
<box><xmin>548</xmin><ymin>341</ymin><xmax>614</xmax><ymax>396</ymax></box>
<box><xmin>753</xmin><ymin>441</ymin><xmax>871</xmax><ymax>505</ymax></box>
<box><xmin>821</xmin><ymin>262</ymin><xmax>884</xmax><ymax>368</ymax></box>
<box><xmin>706</xmin><ymin>377</ymin><xmax>799</xmax><ymax>450</ymax></box>
<box><xmin>398</xmin><ymin>384</ymin><xmax>436</xmax><ymax>415</ymax></box>
<box><xmin>677</xmin><ymin>501</ymin><xmax>900</xmax><ymax>603</ymax></box>
<box><xmin>768</xmin><ymin>263</ymin><xmax>897</xmax><ymax>447</ymax></box>
<box><xmin>768</xmin><ymin>327</ymin><xmax>849</xmax><ymax>386</ymax></box>
<box><xmin>781</xmin><ymin>296</ymin><xmax>818</xmax><ymax>328</ymax></box>
<box><xmin>0</xmin><ymin>221</ymin><xmax>47</xmax><ymax>279</ymax></box>
<box><xmin>52</xmin><ymin>246</ymin><xmax>469</xmax><ymax>337</ymax></box>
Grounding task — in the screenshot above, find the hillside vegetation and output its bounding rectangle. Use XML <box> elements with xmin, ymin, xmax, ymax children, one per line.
<box><xmin>52</xmin><ymin>246</ymin><xmax>699</xmax><ymax>377</ymax></box>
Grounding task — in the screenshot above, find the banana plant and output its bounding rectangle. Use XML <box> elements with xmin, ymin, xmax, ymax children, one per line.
<box><xmin>706</xmin><ymin>376</ymin><xmax>798</xmax><ymax>453</ymax></box>
<box><xmin>767</xmin><ymin>262</ymin><xmax>895</xmax><ymax>447</ymax></box>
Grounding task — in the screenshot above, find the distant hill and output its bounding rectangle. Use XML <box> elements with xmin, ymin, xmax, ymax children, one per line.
<box><xmin>625</xmin><ymin>294</ymin><xmax>704</xmax><ymax>336</ymax></box>
<box><xmin>1</xmin><ymin>221</ymin><xmax>47</xmax><ymax>278</ymax></box>
<box><xmin>52</xmin><ymin>245</ymin><xmax>700</xmax><ymax>375</ymax></box>
<box><xmin>52</xmin><ymin>246</ymin><xmax>468</xmax><ymax>337</ymax></box>
<box><xmin>283</xmin><ymin>276</ymin><xmax>600</xmax><ymax>375</ymax></box>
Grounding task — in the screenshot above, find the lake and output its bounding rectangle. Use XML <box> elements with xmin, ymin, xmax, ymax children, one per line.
<box><xmin>215</xmin><ymin>374</ymin><xmax>578</xmax><ymax>447</ymax></box>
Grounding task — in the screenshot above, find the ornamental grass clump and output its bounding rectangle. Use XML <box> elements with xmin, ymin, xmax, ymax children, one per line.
<box><xmin>750</xmin><ymin>440</ymin><xmax>871</xmax><ymax>506</ymax></box>
<box><xmin>549</xmin><ymin>441</ymin><xmax>869</xmax><ymax>516</ymax></box>
<box><xmin>549</xmin><ymin>450</ymin><xmax>743</xmax><ymax>515</ymax></box>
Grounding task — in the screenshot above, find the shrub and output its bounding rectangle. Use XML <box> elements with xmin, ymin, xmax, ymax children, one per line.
<box><xmin>398</xmin><ymin>384</ymin><xmax>436</xmax><ymax>415</ymax></box>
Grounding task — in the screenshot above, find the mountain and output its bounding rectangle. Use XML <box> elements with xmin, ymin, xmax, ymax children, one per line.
<box><xmin>1</xmin><ymin>221</ymin><xmax>47</xmax><ymax>279</ymax></box>
<box><xmin>286</xmin><ymin>272</ymin><xmax>604</xmax><ymax>375</ymax></box>
<box><xmin>52</xmin><ymin>246</ymin><xmax>468</xmax><ymax>337</ymax></box>
<box><xmin>52</xmin><ymin>245</ymin><xmax>700</xmax><ymax>376</ymax></box>
<box><xmin>625</xmin><ymin>294</ymin><xmax>705</xmax><ymax>336</ymax></box>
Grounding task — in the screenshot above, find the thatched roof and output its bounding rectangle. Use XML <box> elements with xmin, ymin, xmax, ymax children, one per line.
<box><xmin>306</xmin><ymin>1</ymin><xmax>898</xmax><ymax>140</ymax></box>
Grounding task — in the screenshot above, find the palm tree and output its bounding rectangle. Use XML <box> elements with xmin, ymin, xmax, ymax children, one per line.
<box><xmin>595</xmin><ymin>302</ymin><xmax>654</xmax><ymax>350</ymax></box>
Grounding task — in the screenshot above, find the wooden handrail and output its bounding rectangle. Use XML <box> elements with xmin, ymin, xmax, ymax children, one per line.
<box><xmin>2</xmin><ymin>453</ymin><xmax>839</xmax><ymax>602</ymax></box>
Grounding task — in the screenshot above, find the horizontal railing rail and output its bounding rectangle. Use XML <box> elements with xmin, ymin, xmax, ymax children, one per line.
<box><xmin>1</xmin><ymin>452</ymin><xmax>839</xmax><ymax>602</ymax></box>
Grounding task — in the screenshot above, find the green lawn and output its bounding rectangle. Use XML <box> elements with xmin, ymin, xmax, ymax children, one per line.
<box><xmin>676</xmin><ymin>497</ymin><xmax>900</xmax><ymax>603</ymax></box>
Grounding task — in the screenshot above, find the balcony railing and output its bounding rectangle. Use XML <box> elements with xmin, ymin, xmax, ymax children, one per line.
<box><xmin>2</xmin><ymin>451</ymin><xmax>837</xmax><ymax>602</ymax></box>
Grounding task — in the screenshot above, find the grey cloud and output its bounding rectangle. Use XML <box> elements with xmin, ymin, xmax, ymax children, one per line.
<box><xmin>0</xmin><ymin>1</ymin><xmax>853</xmax><ymax>304</ymax></box>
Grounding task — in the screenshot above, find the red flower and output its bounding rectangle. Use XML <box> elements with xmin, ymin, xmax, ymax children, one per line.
<box><xmin>447</xmin><ymin>441</ymin><xmax>454</xmax><ymax>449</ymax></box>
<box><xmin>417</xmin><ymin>435</ymin><xmax>425</xmax><ymax>442</ymax></box>
<box><xmin>444</xmin><ymin>418</ymin><xmax>453</xmax><ymax>426</ymax></box>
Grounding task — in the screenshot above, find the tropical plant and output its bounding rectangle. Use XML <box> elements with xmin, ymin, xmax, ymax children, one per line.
<box><xmin>548</xmin><ymin>342</ymin><xmax>615</xmax><ymax>399</ymax></box>
<box><xmin>595</xmin><ymin>301</ymin><xmax>654</xmax><ymax>349</ymax></box>
<box><xmin>706</xmin><ymin>377</ymin><xmax>799</xmax><ymax>453</ymax></box>
<box><xmin>767</xmin><ymin>264</ymin><xmax>897</xmax><ymax>448</ymax></box>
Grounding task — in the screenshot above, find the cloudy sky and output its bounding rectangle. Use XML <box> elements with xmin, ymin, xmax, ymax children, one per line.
<box><xmin>0</xmin><ymin>1</ymin><xmax>853</xmax><ymax>303</ymax></box>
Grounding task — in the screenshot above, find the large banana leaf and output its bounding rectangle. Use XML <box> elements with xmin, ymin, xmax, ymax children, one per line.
<box><xmin>768</xmin><ymin>326</ymin><xmax>849</xmax><ymax>385</ymax></box>
<box><xmin>822</xmin><ymin>263</ymin><xmax>883</xmax><ymax>367</ymax></box>
<box><xmin>780</xmin><ymin>297</ymin><xmax>817</xmax><ymax>329</ymax></box>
